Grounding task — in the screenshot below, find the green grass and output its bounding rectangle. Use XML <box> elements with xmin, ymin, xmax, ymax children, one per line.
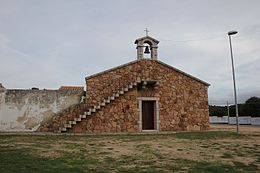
<box><xmin>0</xmin><ymin>131</ymin><xmax>259</xmax><ymax>173</ymax></box>
<box><xmin>0</xmin><ymin>148</ymin><xmax>89</xmax><ymax>173</ymax></box>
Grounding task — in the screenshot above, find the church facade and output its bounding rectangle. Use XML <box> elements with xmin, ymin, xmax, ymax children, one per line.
<box><xmin>39</xmin><ymin>36</ymin><xmax>210</xmax><ymax>133</ymax></box>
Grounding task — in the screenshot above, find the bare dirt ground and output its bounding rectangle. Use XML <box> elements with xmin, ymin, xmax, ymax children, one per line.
<box><xmin>210</xmin><ymin>124</ymin><xmax>260</xmax><ymax>134</ymax></box>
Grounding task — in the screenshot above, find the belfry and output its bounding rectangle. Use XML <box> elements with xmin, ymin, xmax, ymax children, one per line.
<box><xmin>135</xmin><ymin>32</ymin><xmax>159</xmax><ymax>60</ymax></box>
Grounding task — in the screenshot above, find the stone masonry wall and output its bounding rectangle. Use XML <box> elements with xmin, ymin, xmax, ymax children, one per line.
<box><xmin>85</xmin><ymin>61</ymin><xmax>141</xmax><ymax>106</ymax></box>
<box><xmin>69</xmin><ymin>89</ymin><xmax>138</xmax><ymax>133</ymax></box>
<box><xmin>68</xmin><ymin>59</ymin><xmax>209</xmax><ymax>133</ymax></box>
<box><xmin>0</xmin><ymin>89</ymin><xmax>84</xmax><ymax>131</ymax></box>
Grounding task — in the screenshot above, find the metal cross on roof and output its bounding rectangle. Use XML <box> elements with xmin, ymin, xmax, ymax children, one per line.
<box><xmin>144</xmin><ymin>28</ymin><xmax>149</xmax><ymax>36</ymax></box>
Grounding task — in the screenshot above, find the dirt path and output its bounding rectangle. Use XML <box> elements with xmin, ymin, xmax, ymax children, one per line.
<box><xmin>210</xmin><ymin>124</ymin><xmax>260</xmax><ymax>135</ymax></box>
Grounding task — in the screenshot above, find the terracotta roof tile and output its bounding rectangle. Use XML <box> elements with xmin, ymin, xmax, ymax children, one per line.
<box><xmin>59</xmin><ymin>86</ymin><xmax>84</xmax><ymax>91</ymax></box>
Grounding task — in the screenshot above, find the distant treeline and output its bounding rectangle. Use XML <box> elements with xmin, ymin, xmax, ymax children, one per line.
<box><xmin>209</xmin><ymin>97</ymin><xmax>260</xmax><ymax>117</ymax></box>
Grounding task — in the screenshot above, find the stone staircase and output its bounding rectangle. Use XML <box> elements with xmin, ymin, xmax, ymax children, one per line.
<box><xmin>59</xmin><ymin>79</ymin><xmax>141</xmax><ymax>132</ymax></box>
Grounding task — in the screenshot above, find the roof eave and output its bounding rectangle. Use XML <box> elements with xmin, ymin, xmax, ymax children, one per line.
<box><xmin>85</xmin><ymin>59</ymin><xmax>210</xmax><ymax>87</ymax></box>
<box><xmin>156</xmin><ymin>60</ymin><xmax>210</xmax><ymax>86</ymax></box>
<box><xmin>134</xmin><ymin>36</ymin><xmax>160</xmax><ymax>44</ymax></box>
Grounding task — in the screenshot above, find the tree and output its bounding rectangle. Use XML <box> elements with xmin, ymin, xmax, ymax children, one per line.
<box><xmin>209</xmin><ymin>105</ymin><xmax>227</xmax><ymax>117</ymax></box>
<box><xmin>209</xmin><ymin>96</ymin><xmax>260</xmax><ymax>117</ymax></box>
<box><xmin>243</xmin><ymin>97</ymin><xmax>260</xmax><ymax>117</ymax></box>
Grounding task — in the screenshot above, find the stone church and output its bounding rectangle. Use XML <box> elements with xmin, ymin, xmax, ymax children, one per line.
<box><xmin>39</xmin><ymin>35</ymin><xmax>210</xmax><ymax>133</ymax></box>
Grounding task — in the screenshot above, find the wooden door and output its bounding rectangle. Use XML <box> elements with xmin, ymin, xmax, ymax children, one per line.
<box><xmin>142</xmin><ymin>101</ymin><xmax>155</xmax><ymax>130</ymax></box>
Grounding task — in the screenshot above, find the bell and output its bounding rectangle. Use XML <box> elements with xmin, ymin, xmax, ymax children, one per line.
<box><xmin>144</xmin><ymin>46</ymin><xmax>150</xmax><ymax>54</ymax></box>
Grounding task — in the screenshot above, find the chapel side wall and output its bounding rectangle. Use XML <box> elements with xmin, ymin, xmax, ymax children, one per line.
<box><xmin>158</xmin><ymin>78</ymin><xmax>209</xmax><ymax>131</ymax></box>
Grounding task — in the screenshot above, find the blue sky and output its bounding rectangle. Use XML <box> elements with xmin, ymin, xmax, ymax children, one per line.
<box><xmin>0</xmin><ymin>0</ymin><xmax>259</xmax><ymax>105</ymax></box>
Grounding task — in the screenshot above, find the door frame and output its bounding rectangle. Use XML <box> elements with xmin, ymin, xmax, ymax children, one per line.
<box><xmin>138</xmin><ymin>97</ymin><xmax>160</xmax><ymax>132</ymax></box>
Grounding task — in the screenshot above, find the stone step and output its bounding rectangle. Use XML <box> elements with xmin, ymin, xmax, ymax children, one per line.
<box><xmin>128</xmin><ymin>84</ymin><xmax>133</xmax><ymax>89</ymax></box>
<box><xmin>119</xmin><ymin>90</ymin><xmax>124</xmax><ymax>94</ymax></box>
<box><xmin>65</xmin><ymin>124</ymin><xmax>72</xmax><ymax>128</ymax></box>
<box><xmin>106</xmin><ymin>99</ymin><xmax>110</xmax><ymax>103</ymax></box>
<box><xmin>74</xmin><ymin>117</ymin><xmax>81</xmax><ymax>122</ymax></box>
<box><xmin>110</xmin><ymin>96</ymin><xmax>115</xmax><ymax>100</ymax></box>
<box><xmin>87</xmin><ymin>111</ymin><xmax>91</xmax><ymax>115</ymax></box>
<box><xmin>61</xmin><ymin>127</ymin><xmax>67</xmax><ymax>132</ymax></box>
<box><xmin>124</xmin><ymin>87</ymin><xmax>128</xmax><ymax>92</ymax></box>
<box><xmin>101</xmin><ymin>101</ymin><xmax>106</xmax><ymax>106</ymax></box>
<box><xmin>80</xmin><ymin>114</ymin><xmax>86</xmax><ymax>119</ymax></box>
<box><xmin>69</xmin><ymin>120</ymin><xmax>76</xmax><ymax>125</ymax></box>
<box><xmin>91</xmin><ymin>108</ymin><xmax>96</xmax><ymax>113</ymax></box>
<box><xmin>115</xmin><ymin>93</ymin><xmax>119</xmax><ymax>97</ymax></box>
<box><xmin>96</xmin><ymin>105</ymin><xmax>101</xmax><ymax>109</ymax></box>
<box><xmin>84</xmin><ymin>111</ymin><xmax>87</xmax><ymax>116</ymax></box>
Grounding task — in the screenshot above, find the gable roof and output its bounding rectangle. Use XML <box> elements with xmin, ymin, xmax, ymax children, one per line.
<box><xmin>85</xmin><ymin>59</ymin><xmax>210</xmax><ymax>86</ymax></box>
<box><xmin>134</xmin><ymin>36</ymin><xmax>160</xmax><ymax>44</ymax></box>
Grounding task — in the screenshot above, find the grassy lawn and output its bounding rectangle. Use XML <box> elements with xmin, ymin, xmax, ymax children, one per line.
<box><xmin>0</xmin><ymin>131</ymin><xmax>260</xmax><ymax>173</ymax></box>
